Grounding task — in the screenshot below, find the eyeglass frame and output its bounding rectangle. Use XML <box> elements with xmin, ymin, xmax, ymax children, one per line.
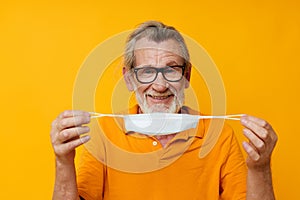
<box><xmin>132</xmin><ymin>64</ymin><xmax>186</xmax><ymax>84</ymax></box>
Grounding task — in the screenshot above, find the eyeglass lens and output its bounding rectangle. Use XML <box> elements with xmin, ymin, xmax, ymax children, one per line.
<box><xmin>134</xmin><ymin>66</ymin><xmax>184</xmax><ymax>84</ymax></box>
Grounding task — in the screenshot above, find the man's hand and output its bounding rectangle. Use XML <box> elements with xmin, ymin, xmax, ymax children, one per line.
<box><xmin>240</xmin><ymin>115</ymin><xmax>277</xmax><ymax>170</ymax></box>
<box><xmin>50</xmin><ymin>110</ymin><xmax>91</xmax><ymax>164</ymax></box>
<box><xmin>241</xmin><ymin>115</ymin><xmax>277</xmax><ymax>200</ymax></box>
<box><xmin>51</xmin><ymin>110</ymin><xmax>91</xmax><ymax>200</ymax></box>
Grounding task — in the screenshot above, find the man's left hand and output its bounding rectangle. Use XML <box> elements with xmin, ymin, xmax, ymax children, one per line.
<box><xmin>240</xmin><ymin>115</ymin><xmax>278</xmax><ymax>170</ymax></box>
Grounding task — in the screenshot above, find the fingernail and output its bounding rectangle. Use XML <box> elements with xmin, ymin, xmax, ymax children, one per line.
<box><xmin>80</xmin><ymin>135</ymin><xmax>90</xmax><ymax>143</ymax></box>
<box><xmin>241</xmin><ymin>118</ymin><xmax>247</xmax><ymax>125</ymax></box>
<box><xmin>86</xmin><ymin>112</ymin><xmax>91</xmax><ymax>116</ymax></box>
<box><xmin>242</xmin><ymin>141</ymin><xmax>248</xmax><ymax>150</ymax></box>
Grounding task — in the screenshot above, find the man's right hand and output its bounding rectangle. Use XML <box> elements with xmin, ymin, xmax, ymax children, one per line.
<box><xmin>51</xmin><ymin>110</ymin><xmax>91</xmax><ymax>200</ymax></box>
<box><xmin>50</xmin><ymin>110</ymin><xmax>91</xmax><ymax>165</ymax></box>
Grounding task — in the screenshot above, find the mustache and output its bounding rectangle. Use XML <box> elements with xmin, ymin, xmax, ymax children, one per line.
<box><xmin>144</xmin><ymin>90</ymin><xmax>174</xmax><ymax>97</ymax></box>
<box><xmin>144</xmin><ymin>88</ymin><xmax>178</xmax><ymax>97</ymax></box>
<box><xmin>143</xmin><ymin>85</ymin><xmax>179</xmax><ymax>97</ymax></box>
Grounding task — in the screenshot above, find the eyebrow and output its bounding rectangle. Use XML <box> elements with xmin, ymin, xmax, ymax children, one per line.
<box><xmin>135</xmin><ymin>60</ymin><xmax>185</xmax><ymax>68</ymax></box>
<box><xmin>166</xmin><ymin>61</ymin><xmax>181</xmax><ymax>66</ymax></box>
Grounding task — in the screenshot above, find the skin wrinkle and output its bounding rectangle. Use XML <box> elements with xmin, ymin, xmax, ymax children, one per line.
<box><xmin>128</xmin><ymin>39</ymin><xmax>187</xmax><ymax>114</ymax></box>
<box><xmin>126</xmin><ymin>39</ymin><xmax>188</xmax><ymax>146</ymax></box>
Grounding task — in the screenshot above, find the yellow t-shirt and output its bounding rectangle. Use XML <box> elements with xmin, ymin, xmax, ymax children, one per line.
<box><xmin>77</xmin><ymin>106</ymin><xmax>247</xmax><ymax>200</ymax></box>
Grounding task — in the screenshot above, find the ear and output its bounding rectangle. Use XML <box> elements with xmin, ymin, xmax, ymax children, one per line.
<box><xmin>123</xmin><ymin>67</ymin><xmax>134</xmax><ymax>91</ymax></box>
<box><xmin>184</xmin><ymin>64</ymin><xmax>191</xmax><ymax>88</ymax></box>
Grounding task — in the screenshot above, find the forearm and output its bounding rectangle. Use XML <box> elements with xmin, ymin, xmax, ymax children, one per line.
<box><xmin>52</xmin><ymin>159</ymin><xmax>80</xmax><ymax>200</ymax></box>
<box><xmin>246</xmin><ymin>167</ymin><xmax>275</xmax><ymax>200</ymax></box>
<box><xmin>50</xmin><ymin>111</ymin><xmax>91</xmax><ymax>200</ymax></box>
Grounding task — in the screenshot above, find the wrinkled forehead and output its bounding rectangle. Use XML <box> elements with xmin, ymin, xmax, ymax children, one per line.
<box><xmin>134</xmin><ymin>38</ymin><xmax>184</xmax><ymax>58</ymax></box>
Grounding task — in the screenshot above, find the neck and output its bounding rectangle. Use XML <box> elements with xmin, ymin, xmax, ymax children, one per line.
<box><xmin>156</xmin><ymin>134</ymin><xmax>177</xmax><ymax>148</ymax></box>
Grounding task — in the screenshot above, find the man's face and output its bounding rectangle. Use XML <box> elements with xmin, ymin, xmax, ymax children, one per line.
<box><xmin>125</xmin><ymin>38</ymin><xmax>189</xmax><ymax>113</ymax></box>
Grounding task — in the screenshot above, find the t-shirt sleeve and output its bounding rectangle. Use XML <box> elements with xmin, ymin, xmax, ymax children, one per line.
<box><xmin>77</xmin><ymin>147</ymin><xmax>105</xmax><ymax>200</ymax></box>
<box><xmin>220</xmin><ymin>129</ymin><xmax>247</xmax><ymax>200</ymax></box>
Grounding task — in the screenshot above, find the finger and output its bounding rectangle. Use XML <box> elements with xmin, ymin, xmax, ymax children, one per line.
<box><xmin>242</xmin><ymin>141</ymin><xmax>260</xmax><ymax>161</ymax></box>
<box><xmin>243</xmin><ymin>128</ymin><xmax>265</xmax><ymax>152</ymax></box>
<box><xmin>242</xmin><ymin>115</ymin><xmax>271</xmax><ymax>129</ymax></box>
<box><xmin>56</xmin><ymin>115</ymin><xmax>90</xmax><ymax>131</ymax></box>
<box><xmin>245</xmin><ymin>115</ymin><xmax>278</xmax><ymax>142</ymax></box>
<box><xmin>241</xmin><ymin>116</ymin><xmax>269</xmax><ymax>141</ymax></box>
<box><xmin>58</xmin><ymin>110</ymin><xmax>90</xmax><ymax>119</ymax></box>
<box><xmin>58</xmin><ymin>126</ymin><xmax>90</xmax><ymax>143</ymax></box>
<box><xmin>55</xmin><ymin>135</ymin><xmax>91</xmax><ymax>155</ymax></box>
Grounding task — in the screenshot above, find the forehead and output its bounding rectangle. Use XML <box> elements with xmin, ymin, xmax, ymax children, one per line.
<box><xmin>134</xmin><ymin>38</ymin><xmax>184</xmax><ymax>65</ymax></box>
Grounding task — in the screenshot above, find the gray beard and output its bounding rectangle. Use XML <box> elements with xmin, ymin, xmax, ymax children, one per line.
<box><xmin>135</xmin><ymin>92</ymin><xmax>184</xmax><ymax>114</ymax></box>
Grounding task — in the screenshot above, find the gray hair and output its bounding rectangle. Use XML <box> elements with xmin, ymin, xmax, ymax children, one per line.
<box><xmin>124</xmin><ymin>21</ymin><xmax>190</xmax><ymax>70</ymax></box>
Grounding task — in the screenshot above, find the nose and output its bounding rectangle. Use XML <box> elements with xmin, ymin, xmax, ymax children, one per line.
<box><xmin>152</xmin><ymin>72</ymin><xmax>169</xmax><ymax>91</ymax></box>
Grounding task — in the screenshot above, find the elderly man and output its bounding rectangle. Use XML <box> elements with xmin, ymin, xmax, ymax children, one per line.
<box><xmin>51</xmin><ymin>21</ymin><xmax>277</xmax><ymax>200</ymax></box>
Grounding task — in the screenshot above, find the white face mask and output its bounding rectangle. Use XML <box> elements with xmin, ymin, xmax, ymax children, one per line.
<box><xmin>90</xmin><ymin>112</ymin><xmax>243</xmax><ymax>135</ymax></box>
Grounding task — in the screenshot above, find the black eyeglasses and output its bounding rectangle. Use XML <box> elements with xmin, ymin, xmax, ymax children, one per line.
<box><xmin>133</xmin><ymin>65</ymin><xmax>185</xmax><ymax>84</ymax></box>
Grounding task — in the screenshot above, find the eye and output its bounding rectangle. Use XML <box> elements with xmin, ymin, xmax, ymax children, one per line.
<box><xmin>165</xmin><ymin>68</ymin><xmax>175</xmax><ymax>73</ymax></box>
<box><xmin>141</xmin><ymin>67</ymin><xmax>155</xmax><ymax>74</ymax></box>
<box><xmin>164</xmin><ymin>66</ymin><xmax>179</xmax><ymax>74</ymax></box>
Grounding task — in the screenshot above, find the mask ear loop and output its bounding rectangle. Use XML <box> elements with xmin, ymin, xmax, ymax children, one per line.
<box><xmin>89</xmin><ymin>112</ymin><xmax>125</xmax><ymax>119</ymax></box>
<box><xmin>197</xmin><ymin>114</ymin><xmax>244</xmax><ymax>121</ymax></box>
<box><xmin>223</xmin><ymin>114</ymin><xmax>244</xmax><ymax>120</ymax></box>
<box><xmin>90</xmin><ymin>112</ymin><xmax>244</xmax><ymax>121</ymax></box>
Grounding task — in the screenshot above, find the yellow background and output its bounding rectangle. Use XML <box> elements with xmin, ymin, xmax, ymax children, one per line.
<box><xmin>1</xmin><ymin>0</ymin><xmax>299</xmax><ymax>199</ymax></box>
